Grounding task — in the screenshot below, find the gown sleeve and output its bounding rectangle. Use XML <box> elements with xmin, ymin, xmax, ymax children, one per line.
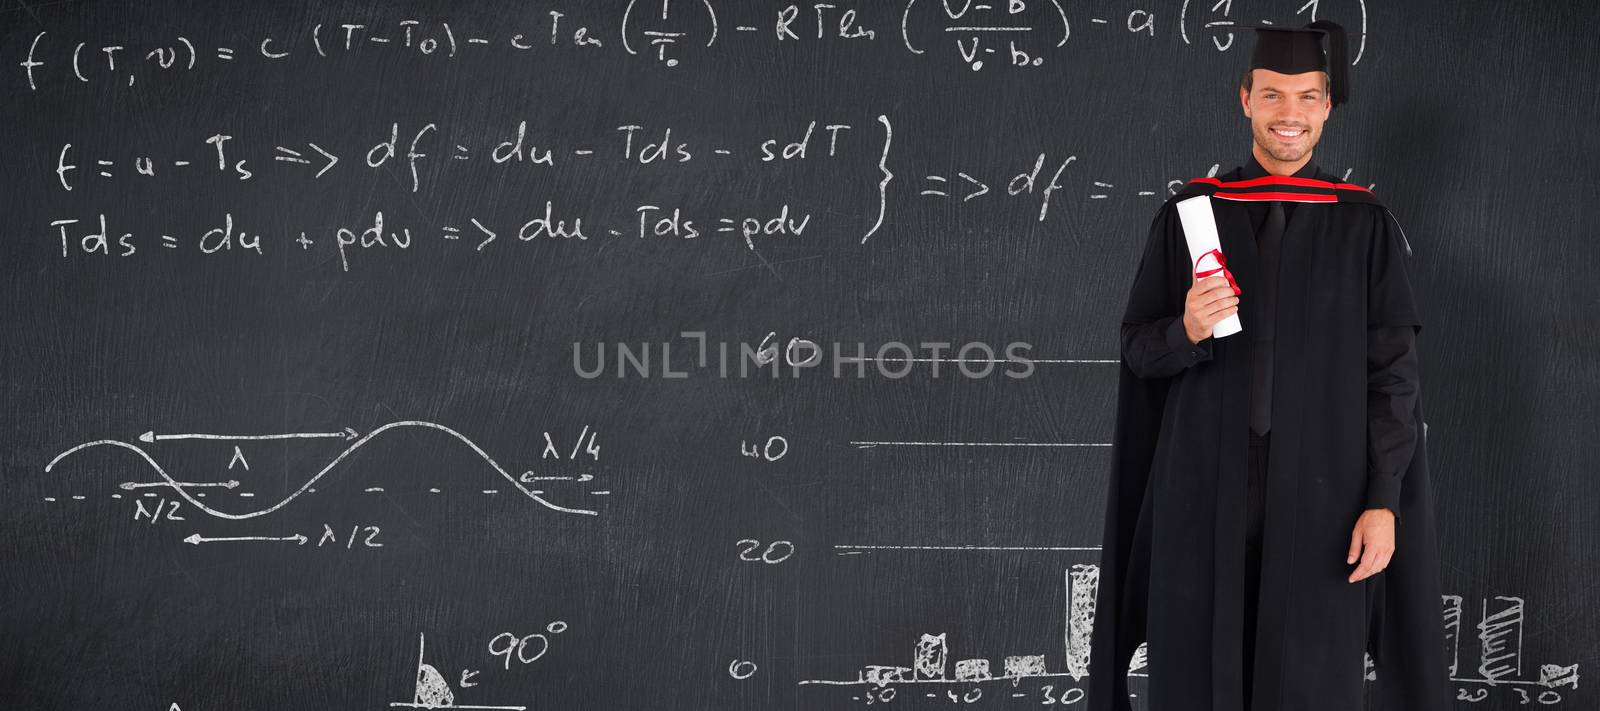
<box><xmin>1365</xmin><ymin>206</ymin><xmax>1426</xmax><ymax>525</ymax></box>
<box><xmin>1367</xmin><ymin>207</ymin><xmax>1423</xmax><ymax>332</ymax></box>
<box><xmin>1365</xmin><ymin>325</ymin><xmax>1420</xmax><ymax>524</ymax></box>
<box><xmin>1120</xmin><ymin>201</ymin><xmax>1215</xmax><ymax>380</ymax></box>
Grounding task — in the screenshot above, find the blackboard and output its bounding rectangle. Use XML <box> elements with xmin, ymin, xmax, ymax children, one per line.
<box><xmin>3</xmin><ymin>1</ymin><xmax>1595</xmax><ymax>709</ymax></box>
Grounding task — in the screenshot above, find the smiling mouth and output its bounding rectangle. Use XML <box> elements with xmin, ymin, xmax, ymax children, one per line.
<box><xmin>1271</xmin><ymin>126</ymin><xmax>1307</xmax><ymax>140</ymax></box>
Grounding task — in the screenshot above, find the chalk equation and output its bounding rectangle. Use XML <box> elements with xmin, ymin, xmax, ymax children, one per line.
<box><xmin>12</xmin><ymin>0</ymin><xmax>1372</xmax><ymax>89</ymax></box>
<box><xmin>39</xmin><ymin>137</ymin><xmax>1376</xmax><ymax>273</ymax></box>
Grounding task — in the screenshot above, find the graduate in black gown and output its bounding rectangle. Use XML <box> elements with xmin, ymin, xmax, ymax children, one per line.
<box><xmin>1087</xmin><ymin>20</ymin><xmax>1452</xmax><ymax>711</ymax></box>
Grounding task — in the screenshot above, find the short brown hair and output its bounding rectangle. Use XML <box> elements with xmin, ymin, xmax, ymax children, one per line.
<box><xmin>1240</xmin><ymin>68</ymin><xmax>1330</xmax><ymax>97</ymax></box>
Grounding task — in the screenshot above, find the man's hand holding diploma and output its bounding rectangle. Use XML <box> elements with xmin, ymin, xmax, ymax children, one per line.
<box><xmin>1183</xmin><ymin>275</ymin><xmax>1242</xmax><ymax>345</ymax></box>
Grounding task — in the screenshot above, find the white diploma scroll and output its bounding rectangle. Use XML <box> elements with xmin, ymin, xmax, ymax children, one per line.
<box><xmin>1175</xmin><ymin>194</ymin><xmax>1243</xmax><ymax>338</ymax></box>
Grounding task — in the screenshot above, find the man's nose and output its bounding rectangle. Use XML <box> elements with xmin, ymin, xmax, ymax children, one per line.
<box><xmin>1274</xmin><ymin>106</ymin><xmax>1309</xmax><ymax>123</ymax></box>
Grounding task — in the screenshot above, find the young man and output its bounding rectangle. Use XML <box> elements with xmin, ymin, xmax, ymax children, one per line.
<box><xmin>1086</xmin><ymin>21</ymin><xmax>1451</xmax><ymax>711</ymax></box>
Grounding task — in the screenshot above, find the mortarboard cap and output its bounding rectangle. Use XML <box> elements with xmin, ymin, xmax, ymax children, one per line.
<box><xmin>1212</xmin><ymin>20</ymin><xmax>1350</xmax><ymax>109</ymax></box>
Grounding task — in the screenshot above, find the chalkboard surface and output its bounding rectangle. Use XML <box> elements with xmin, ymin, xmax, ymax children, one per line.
<box><xmin>3</xmin><ymin>1</ymin><xmax>1595</xmax><ymax>709</ymax></box>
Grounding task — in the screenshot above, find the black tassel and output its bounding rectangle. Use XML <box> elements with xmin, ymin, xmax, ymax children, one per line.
<box><xmin>1307</xmin><ymin>20</ymin><xmax>1350</xmax><ymax>108</ymax></box>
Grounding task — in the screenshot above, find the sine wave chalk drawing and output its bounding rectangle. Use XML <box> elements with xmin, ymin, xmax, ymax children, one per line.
<box><xmin>44</xmin><ymin>420</ymin><xmax>599</xmax><ymax>519</ymax></box>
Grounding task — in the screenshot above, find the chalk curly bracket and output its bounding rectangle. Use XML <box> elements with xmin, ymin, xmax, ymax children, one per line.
<box><xmin>44</xmin><ymin>420</ymin><xmax>599</xmax><ymax>520</ymax></box>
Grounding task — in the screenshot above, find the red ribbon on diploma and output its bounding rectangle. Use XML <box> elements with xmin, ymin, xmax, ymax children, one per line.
<box><xmin>1194</xmin><ymin>248</ymin><xmax>1242</xmax><ymax>296</ymax></box>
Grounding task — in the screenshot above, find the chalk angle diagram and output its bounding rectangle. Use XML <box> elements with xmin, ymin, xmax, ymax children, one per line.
<box><xmin>391</xmin><ymin>633</ymin><xmax>527</xmax><ymax>711</ymax></box>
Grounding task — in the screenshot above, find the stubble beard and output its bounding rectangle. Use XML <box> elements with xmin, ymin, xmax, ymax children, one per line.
<box><xmin>1254</xmin><ymin>122</ymin><xmax>1315</xmax><ymax>164</ymax></box>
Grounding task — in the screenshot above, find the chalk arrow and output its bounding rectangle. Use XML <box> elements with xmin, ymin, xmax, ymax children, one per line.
<box><xmin>272</xmin><ymin>143</ymin><xmax>339</xmax><ymax>178</ymax></box>
<box><xmin>518</xmin><ymin>472</ymin><xmax>594</xmax><ymax>482</ymax></box>
<box><xmin>140</xmin><ymin>427</ymin><xmax>360</xmax><ymax>443</ymax></box>
<box><xmin>119</xmin><ymin>479</ymin><xmax>239</xmax><ymax>490</ymax></box>
<box><xmin>183</xmin><ymin>533</ymin><xmax>308</xmax><ymax>545</ymax></box>
<box><xmin>307</xmin><ymin>142</ymin><xmax>338</xmax><ymax>178</ymax></box>
<box><xmin>959</xmin><ymin>172</ymin><xmax>989</xmax><ymax>201</ymax></box>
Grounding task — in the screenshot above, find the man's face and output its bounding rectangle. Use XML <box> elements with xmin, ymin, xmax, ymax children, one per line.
<box><xmin>1239</xmin><ymin>69</ymin><xmax>1332</xmax><ymax>164</ymax></box>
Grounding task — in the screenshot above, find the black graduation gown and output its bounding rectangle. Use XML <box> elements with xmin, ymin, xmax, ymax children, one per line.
<box><xmin>1086</xmin><ymin>166</ymin><xmax>1451</xmax><ymax>711</ymax></box>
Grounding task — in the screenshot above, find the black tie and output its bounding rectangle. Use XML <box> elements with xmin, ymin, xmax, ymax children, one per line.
<box><xmin>1251</xmin><ymin>200</ymin><xmax>1285</xmax><ymax>436</ymax></box>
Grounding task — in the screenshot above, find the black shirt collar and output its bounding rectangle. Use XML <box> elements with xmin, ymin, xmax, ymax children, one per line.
<box><xmin>1241</xmin><ymin>153</ymin><xmax>1319</xmax><ymax>180</ymax></box>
